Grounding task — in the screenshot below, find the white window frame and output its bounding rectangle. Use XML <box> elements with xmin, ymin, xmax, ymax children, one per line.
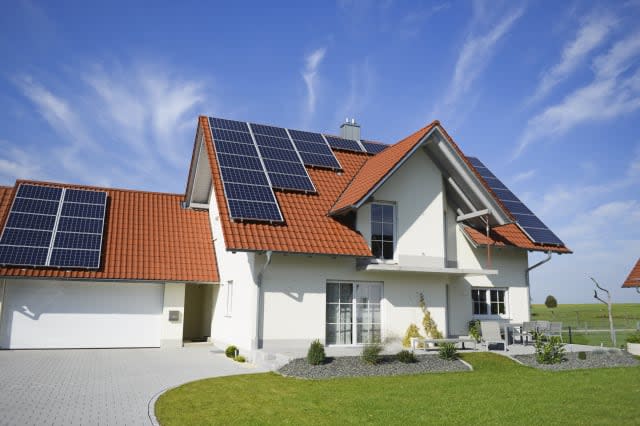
<box><xmin>225</xmin><ymin>280</ymin><xmax>233</xmax><ymax>317</ymax></box>
<box><xmin>471</xmin><ymin>287</ymin><xmax>508</xmax><ymax>319</ymax></box>
<box><xmin>370</xmin><ymin>202</ymin><xmax>396</xmax><ymax>262</ymax></box>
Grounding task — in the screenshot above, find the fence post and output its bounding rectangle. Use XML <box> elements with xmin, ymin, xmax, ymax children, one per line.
<box><xmin>568</xmin><ymin>326</ymin><xmax>572</xmax><ymax>344</ymax></box>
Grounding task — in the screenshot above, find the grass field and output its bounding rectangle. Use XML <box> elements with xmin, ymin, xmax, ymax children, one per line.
<box><xmin>155</xmin><ymin>353</ymin><xmax>640</xmax><ymax>425</ymax></box>
<box><xmin>531</xmin><ymin>303</ymin><xmax>640</xmax><ymax>347</ymax></box>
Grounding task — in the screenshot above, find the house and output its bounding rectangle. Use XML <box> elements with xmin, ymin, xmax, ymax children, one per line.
<box><xmin>0</xmin><ymin>116</ymin><xmax>571</xmax><ymax>355</ymax></box>
<box><xmin>622</xmin><ymin>258</ymin><xmax>640</xmax><ymax>289</ymax></box>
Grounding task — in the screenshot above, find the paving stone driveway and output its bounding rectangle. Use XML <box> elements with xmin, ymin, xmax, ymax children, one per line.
<box><xmin>0</xmin><ymin>346</ymin><xmax>267</xmax><ymax>425</ymax></box>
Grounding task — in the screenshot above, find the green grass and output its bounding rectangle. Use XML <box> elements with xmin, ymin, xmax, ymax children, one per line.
<box><xmin>155</xmin><ymin>353</ymin><xmax>640</xmax><ymax>425</ymax></box>
<box><xmin>532</xmin><ymin>303</ymin><xmax>640</xmax><ymax>347</ymax></box>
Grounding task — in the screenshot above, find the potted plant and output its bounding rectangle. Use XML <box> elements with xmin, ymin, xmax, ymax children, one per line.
<box><xmin>626</xmin><ymin>332</ymin><xmax>640</xmax><ymax>356</ymax></box>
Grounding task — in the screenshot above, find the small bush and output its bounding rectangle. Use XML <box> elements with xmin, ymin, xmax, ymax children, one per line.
<box><xmin>544</xmin><ymin>295</ymin><xmax>558</xmax><ymax>309</ymax></box>
<box><xmin>225</xmin><ymin>345</ymin><xmax>238</xmax><ymax>358</ymax></box>
<box><xmin>438</xmin><ymin>343</ymin><xmax>458</xmax><ymax>360</ymax></box>
<box><xmin>626</xmin><ymin>332</ymin><xmax>640</xmax><ymax>344</ymax></box>
<box><xmin>535</xmin><ymin>336</ymin><xmax>565</xmax><ymax>364</ymax></box>
<box><xmin>577</xmin><ymin>351</ymin><xmax>587</xmax><ymax>360</ymax></box>
<box><xmin>396</xmin><ymin>350</ymin><xmax>417</xmax><ymax>363</ymax></box>
<box><xmin>402</xmin><ymin>323</ymin><xmax>423</xmax><ymax>348</ymax></box>
<box><xmin>234</xmin><ymin>355</ymin><xmax>246</xmax><ymax>363</ymax></box>
<box><xmin>362</xmin><ymin>343</ymin><xmax>383</xmax><ymax>365</ymax></box>
<box><xmin>307</xmin><ymin>339</ymin><xmax>326</xmax><ymax>365</ymax></box>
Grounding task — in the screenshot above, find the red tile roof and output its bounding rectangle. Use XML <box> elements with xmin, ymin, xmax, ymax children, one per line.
<box><xmin>330</xmin><ymin>121</ymin><xmax>438</xmax><ymax>213</ymax></box>
<box><xmin>0</xmin><ymin>180</ymin><xmax>219</xmax><ymax>283</ymax></box>
<box><xmin>200</xmin><ymin>117</ymin><xmax>373</xmax><ymax>256</ymax></box>
<box><xmin>622</xmin><ymin>259</ymin><xmax>640</xmax><ymax>288</ymax></box>
<box><xmin>462</xmin><ymin>224</ymin><xmax>572</xmax><ymax>254</ymax></box>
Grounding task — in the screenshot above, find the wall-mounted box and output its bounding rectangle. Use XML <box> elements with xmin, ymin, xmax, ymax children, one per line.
<box><xmin>168</xmin><ymin>310</ymin><xmax>181</xmax><ymax>322</ymax></box>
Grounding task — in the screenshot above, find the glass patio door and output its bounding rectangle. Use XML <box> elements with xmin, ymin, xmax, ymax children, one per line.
<box><xmin>326</xmin><ymin>282</ymin><xmax>382</xmax><ymax>345</ymax></box>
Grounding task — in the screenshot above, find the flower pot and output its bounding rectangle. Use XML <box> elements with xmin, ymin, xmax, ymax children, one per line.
<box><xmin>627</xmin><ymin>342</ymin><xmax>640</xmax><ymax>356</ymax></box>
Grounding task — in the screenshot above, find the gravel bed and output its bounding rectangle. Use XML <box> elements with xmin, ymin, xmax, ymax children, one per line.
<box><xmin>278</xmin><ymin>354</ymin><xmax>469</xmax><ymax>379</ymax></box>
<box><xmin>513</xmin><ymin>350</ymin><xmax>640</xmax><ymax>371</ymax></box>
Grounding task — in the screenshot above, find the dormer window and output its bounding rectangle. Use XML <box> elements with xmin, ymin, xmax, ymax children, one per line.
<box><xmin>371</xmin><ymin>203</ymin><xmax>394</xmax><ymax>260</ymax></box>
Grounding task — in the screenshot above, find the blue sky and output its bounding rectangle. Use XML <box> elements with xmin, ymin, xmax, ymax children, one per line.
<box><xmin>1</xmin><ymin>0</ymin><xmax>639</xmax><ymax>303</ymax></box>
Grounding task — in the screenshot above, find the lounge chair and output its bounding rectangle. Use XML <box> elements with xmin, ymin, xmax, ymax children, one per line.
<box><xmin>521</xmin><ymin>321</ymin><xmax>537</xmax><ymax>345</ymax></box>
<box><xmin>480</xmin><ymin>321</ymin><xmax>506</xmax><ymax>351</ymax></box>
<box><xmin>546</xmin><ymin>322</ymin><xmax>563</xmax><ymax>342</ymax></box>
<box><xmin>536</xmin><ymin>320</ymin><xmax>550</xmax><ymax>337</ymax></box>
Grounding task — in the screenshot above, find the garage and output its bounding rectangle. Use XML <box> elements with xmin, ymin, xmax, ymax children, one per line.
<box><xmin>0</xmin><ymin>280</ymin><xmax>164</xmax><ymax>349</ymax></box>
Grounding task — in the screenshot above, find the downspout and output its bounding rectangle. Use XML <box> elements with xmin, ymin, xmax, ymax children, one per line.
<box><xmin>253</xmin><ymin>251</ymin><xmax>273</xmax><ymax>352</ymax></box>
<box><xmin>525</xmin><ymin>251</ymin><xmax>552</xmax><ymax>320</ymax></box>
<box><xmin>0</xmin><ymin>279</ymin><xmax>5</xmax><ymax>346</ymax></box>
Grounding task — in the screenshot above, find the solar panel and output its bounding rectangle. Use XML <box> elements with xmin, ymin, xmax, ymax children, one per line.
<box><xmin>289</xmin><ymin>131</ymin><xmax>342</xmax><ymax>170</ymax></box>
<box><xmin>324</xmin><ymin>135</ymin><xmax>363</xmax><ymax>152</ymax></box>
<box><xmin>248</xmin><ymin>123</ymin><xmax>317</xmax><ymax>193</ymax></box>
<box><xmin>209</xmin><ymin>117</ymin><xmax>283</xmax><ymax>222</ymax></box>
<box><xmin>361</xmin><ymin>141</ymin><xmax>388</xmax><ymax>155</ymax></box>
<box><xmin>466</xmin><ymin>157</ymin><xmax>565</xmax><ymax>246</ymax></box>
<box><xmin>0</xmin><ymin>184</ymin><xmax>107</xmax><ymax>269</ymax></box>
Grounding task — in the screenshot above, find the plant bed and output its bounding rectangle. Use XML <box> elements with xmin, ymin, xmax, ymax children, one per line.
<box><xmin>278</xmin><ymin>354</ymin><xmax>469</xmax><ymax>379</ymax></box>
<box><xmin>513</xmin><ymin>350</ymin><xmax>639</xmax><ymax>371</ymax></box>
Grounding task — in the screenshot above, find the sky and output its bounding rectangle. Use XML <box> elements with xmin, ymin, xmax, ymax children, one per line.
<box><xmin>1</xmin><ymin>0</ymin><xmax>639</xmax><ymax>304</ymax></box>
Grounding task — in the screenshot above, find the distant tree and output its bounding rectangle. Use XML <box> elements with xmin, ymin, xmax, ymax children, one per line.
<box><xmin>544</xmin><ymin>295</ymin><xmax>558</xmax><ymax>309</ymax></box>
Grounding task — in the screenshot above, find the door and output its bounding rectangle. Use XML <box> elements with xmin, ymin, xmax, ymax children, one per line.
<box><xmin>0</xmin><ymin>280</ymin><xmax>164</xmax><ymax>349</ymax></box>
<box><xmin>326</xmin><ymin>281</ymin><xmax>382</xmax><ymax>345</ymax></box>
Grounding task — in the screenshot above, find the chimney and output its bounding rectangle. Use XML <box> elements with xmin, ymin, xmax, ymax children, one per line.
<box><xmin>340</xmin><ymin>117</ymin><xmax>360</xmax><ymax>141</ymax></box>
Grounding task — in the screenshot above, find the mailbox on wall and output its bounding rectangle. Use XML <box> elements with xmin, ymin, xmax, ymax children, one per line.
<box><xmin>168</xmin><ymin>310</ymin><xmax>181</xmax><ymax>322</ymax></box>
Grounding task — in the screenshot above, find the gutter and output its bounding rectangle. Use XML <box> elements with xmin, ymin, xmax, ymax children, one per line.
<box><xmin>525</xmin><ymin>251</ymin><xmax>552</xmax><ymax>320</ymax></box>
<box><xmin>253</xmin><ymin>250</ymin><xmax>273</xmax><ymax>352</ymax></box>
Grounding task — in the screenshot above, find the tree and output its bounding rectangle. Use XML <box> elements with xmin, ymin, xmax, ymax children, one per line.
<box><xmin>544</xmin><ymin>295</ymin><xmax>558</xmax><ymax>309</ymax></box>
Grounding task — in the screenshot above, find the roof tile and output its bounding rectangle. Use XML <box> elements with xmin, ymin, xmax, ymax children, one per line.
<box><xmin>622</xmin><ymin>258</ymin><xmax>640</xmax><ymax>288</ymax></box>
<box><xmin>462</xmin><ymin>224</ymin><xmax>571</xmax><ymax>254</ymax></box>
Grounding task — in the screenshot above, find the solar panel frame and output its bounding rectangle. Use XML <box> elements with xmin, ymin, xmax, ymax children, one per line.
<box><xmin>323</xmin><ymin>135</ymin><xmax>363</xmax><ymax>152</ymax></box>
<box><xmin>288</xmin><ymin>130</ymin><xmax>342</xmax><ymax>170</ymax></box>
<box><xmin>361</xmin><ymin>141</ymin><xmax>388</xmax><ymax>154</ymax></box>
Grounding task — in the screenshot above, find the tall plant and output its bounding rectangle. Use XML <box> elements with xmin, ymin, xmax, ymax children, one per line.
<box><xmin>418</xmin><ymin>292</ymin><xmax>443</xmax><ymax>339</ymax></box>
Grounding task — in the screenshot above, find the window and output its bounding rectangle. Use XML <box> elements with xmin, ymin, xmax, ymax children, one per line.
<box><xmin>471</xmin><ymin>288</ymin><xmax>506</xmax><ymax>316</ymax></box>
<box><xmin>326</xmin><ymin>281</ymin><xmax>383</xmax><ymax>345</ymax></box>
<box><xmin>371</xmin><ymin>203</ymin><xmax>394</xmax><ymax>260</ymax></box>
<box><xmin>225</xmin><ymin>280</ymin><xmax>233</xmax><ymax>316</ymax></box>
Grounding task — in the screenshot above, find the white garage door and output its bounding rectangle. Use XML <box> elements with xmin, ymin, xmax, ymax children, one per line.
<box><xmin>0</xmin><ymin>280</ymin><xmax>164</xmax><ymax>349</ymax></box>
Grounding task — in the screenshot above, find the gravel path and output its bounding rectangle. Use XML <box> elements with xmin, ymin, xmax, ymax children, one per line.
<box><xmin>278</xmin><ymin>355</ymin><xmax>469</xmax><ymax>379</ymax></box>
<box><xmin>513</xmin><ymin>350</ymin><xmax>639</xmax><ymax>371</ymax></box>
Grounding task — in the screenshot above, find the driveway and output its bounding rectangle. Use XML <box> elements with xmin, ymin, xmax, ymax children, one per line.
<box><xmin>0</xmin><ymin>345</ymin><xmax>267</xmax><ymax>425</ymax></box>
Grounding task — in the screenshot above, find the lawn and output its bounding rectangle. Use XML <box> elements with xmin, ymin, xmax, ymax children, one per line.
<box><xmin>155</xmin><ymin>353</ymin><xmax>640</xmax><ymax>425</ymax></box>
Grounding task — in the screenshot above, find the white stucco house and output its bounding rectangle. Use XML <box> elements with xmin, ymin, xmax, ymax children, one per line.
<box><xmin>0</xmin><ymin>116</ymin><xmax>570</xmax><ymax>356</ymax></box>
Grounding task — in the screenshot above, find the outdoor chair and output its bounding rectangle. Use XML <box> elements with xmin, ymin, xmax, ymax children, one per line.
<box><xmin>480</xmin><ymin>321</ymin><xmax>506</xmax><ymax>351</ymax></box>
<box><xmin>535</xmin><ymin>320</ymin><xmax>550</xmax><ymax>336</ymax></box>
<box><xmin>546</xmin><ymin>322</ymin><xmax>563</xmax><ymax>342</ymax></box>
<box><xmin>521</xmin><ymin>321</ymin><xmax>537</xmax><ymax>345</ymax></box>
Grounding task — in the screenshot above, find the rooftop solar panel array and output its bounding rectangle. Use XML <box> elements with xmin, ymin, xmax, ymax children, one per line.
<box><xmin>323</xmin><ymin>135</ymin><xmax>363</xmax><ymax>153</ymax></box>
<box><xmin>0</xmin><ymin>184</ymin><xmax>107</xmax><ymax>268</ymax></box>
<box><xmin>250</xmin><ymin>123</ymin><xmax>316</xmax><ymax>193</ymax></box>
<box><xmin>208</xmin><ymin>117</ymin><xmax>284</xmax><ymax>223</ymax></box>
<box><xmin>361</xmin><ymin>140</ymin><xmax>389</xmax><ymax>154</ymax></box>
<box><xmin>288</xmin><ymin>130</ymin><xmax>342</xmax><ymax>170</ymax></box>
<box><xmin>467</xmin><ymin>157</ymin><xmax>564</xmax><ymax>246</ymax></box>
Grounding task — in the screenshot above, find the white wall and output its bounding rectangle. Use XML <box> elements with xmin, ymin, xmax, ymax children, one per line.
<box><xmin>161</xmin><ymin>282</ymin><xmax>185</xmax><ymax>348</ymax></box>
<box><xmin>260</xmin><ymin>254</ymin><xmax>448</xmax><ymax>350</ymax></box>
<box><xmin>207</xmin><ymin>186</ymin><xmax>258</xmax><ymax>355</ymax></box>
<box><xmin>356</xmin><ymin>149</ymin><xmax>445</xmax><ymax>267</ymax></box>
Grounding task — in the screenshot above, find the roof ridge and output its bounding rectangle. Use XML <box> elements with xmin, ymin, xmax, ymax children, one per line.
<box><xmin>14</xmin><ymin>179</ymin><xmax>185</xmax><ymax>197</ymax></box>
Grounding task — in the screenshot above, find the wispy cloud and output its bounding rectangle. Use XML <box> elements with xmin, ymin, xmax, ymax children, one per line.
<box><xmin>335</xmin><ymin>59</ymin><xmax>375</xmax><ymax>127</ymax></box>
<box><xmin>511</xmin><ymin>169</ymin><xmax>536</xmax><ymax>183</ymax></box>
<box><xmin>515</xmin><ymin>31</ymin><xmax>640</xmax><ymax>158</ymax></box>
<box><xmin>434</xmin><ymin>3</ymin><xmax>524</xmax><ymax>119</ymax></box>
<box><xmin>302</xmin><ymin>47</ymin><xmax>327</xmax><ymax>125</ymax></box>
<box><xmin>0</xmin><ymin>140</ymin><xmax>43</xmax><ymax>183</ymax></box>
<box><xmin>527</xmin><ymin>13</ymin><xmax>616</xmax><ymax>105</ymax></box>
<box><xmin>5</xmin><ymin>59</ymin><xmax>207</xmax><ymax>191</ymax></box>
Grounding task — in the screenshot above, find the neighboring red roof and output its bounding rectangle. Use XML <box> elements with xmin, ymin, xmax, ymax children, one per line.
<box><xmin>622</xmin><ymin>259</ymin><xmax>640</xmax><ymax>288</ymax></box>
<box><xmin>0</xmin><ymin>180</ymin><xmax>219</xmax><ymax>283</ymax></box>
<box><xmin>201</xmin><ymin>117</ymin><xmax>373</xmax><ymax>256</ymax></box>
<box><xmin>462</xmin><ymin>224</ymin><xmax>571</xmax><ymax>254</ymax></box>
<box><xmin>330</xmin><ymin>121</ymin><xmax>438</xmax><ymax>213</ymax></box>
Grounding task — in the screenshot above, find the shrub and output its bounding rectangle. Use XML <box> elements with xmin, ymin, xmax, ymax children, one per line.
<box><xmin>626</xmin><ymin>332</ymin><xmax>640</xmax><ymax>344</ymax></box>
<box><xmin>468</xmin><ymin>320</ymin><xmax>480</xmax><ymax>342</ymax></box>
<box><xmin>307</xmin><ymin>339</ymin><xmax>326</xmax><ymax>365</ymax></box>
<box><xmin>544</xmin><ymin>295</ymin><xmax>558</xmax><ymax>309</ymax></box>
<box><xmin>396</xmin><ymin>350</ymin><xmax>417</xmax><ymax>363</ymax></box>
<box><xmin>418</xmin><ymin>292</ymin><xmax>443</xmax><ymax>339</ymax></box>
<box><xmin>234</xmin><ymin>355</ymin><xmax>246</xmax><ymax>363</ymax></box>
<box><xmin>438</xmin><ymin>343</ymin><xmax>458</xmax><ymax>360</ymax></box>
<box><xmin>535</xmin><ymin>336</ymin><xmax>565</xmax><ymax>364</ymax></box>
<box><xmin>225</xmin><ymin>345</ymin><xmax>238</xmax><ymax>358</ymax></box>
<box><xmin>401</xmin><ymin>324</ymin><xmax>423</xmax><ymax>348</ymax></box>
<box><xmin>362</xmin><ymin>343</ymin><xmax>383</xmax><ymax>365</ymax></box>
<box><xmin>578</xmin><ymin>351</ymin><xmax>587</xmax><ymax>360</ymax></box>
